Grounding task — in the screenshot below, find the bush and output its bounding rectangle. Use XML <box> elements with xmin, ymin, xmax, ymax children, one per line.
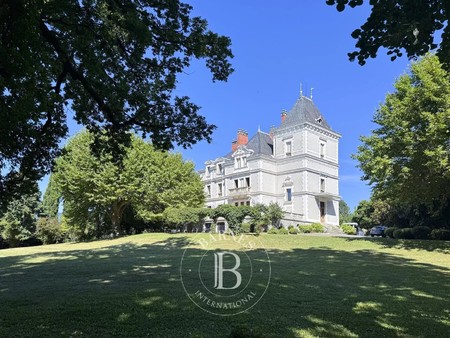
<box><xmin>430</xmin><ymin>229</ymin><xmax>450</xmax><ymax>241</ymax></box>
<box><xmin>240</xmin><ymin>223</ymin><xmax>251</xmax><ymax>233</ymax></box>
<box><xmin>411</xmin><ymin>226</ymin><xmax>432</xmax><ymax>240</ymax></box>
<box><xmin>268</xmin><ymin>227</ymin><xmax>278</xmax><ymax>234</ymax></box>
<box><xmin>36</xmin><ymin>217</ymin><xmax>64</xmax><ymax>244</ymax></box>
<box><xmin>298</xmin><ymin>224</ymin><xmax>311</xmax><ymax>233</ymax></box>
<box><xmin>310</xmin><ymin>223</ymin><xmax>325</xmax><ymax>233</ymax></box>
<box><xmin>341</xmin><ymin>224</ymin><xmax>356</xmax><ymax>235</ymax></box>
<box><xmin>288</xmin><ymin>227</ymin><xmax>298</xmax><ymax>235</ymax></box>
<box><xmin>278</xmin><ymin>227</ymin><xmax>289</xmax><ymax>235</ymax></box>
<box><xmin>384</xmin><ymin>227</ymin><xmax>398</xmax><ymax>238</ymax></box>
<box><xmin>393</xmin><ymin>228</ymin><xmax>414</xmax><ymax>239</ymax></box>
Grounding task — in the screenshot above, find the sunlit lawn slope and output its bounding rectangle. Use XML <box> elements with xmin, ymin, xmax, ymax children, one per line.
<box><xmin>0</xmin><ymin>233</ymin><xmax>449</xmax><ymax>337</ymax></box>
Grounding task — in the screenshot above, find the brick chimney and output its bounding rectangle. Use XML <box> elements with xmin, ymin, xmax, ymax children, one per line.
<box><xmin>232</xmin><ymin>129</ymin><xmax>248</xmax><ymax>151</ymax></box>
<box><xmin>281</xmin><ymin>110</ymin><xmax>287</xmax><ymax>122</ymax></box>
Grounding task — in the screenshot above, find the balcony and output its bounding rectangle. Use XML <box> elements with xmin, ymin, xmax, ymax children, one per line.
<box><xmin>228</xmin><ymin>186</ymin><xmax>251</xmax><ymax>198</ymax></box>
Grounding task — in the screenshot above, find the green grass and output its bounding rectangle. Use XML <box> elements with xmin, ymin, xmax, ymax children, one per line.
<box><xmin>1</xmin><ymin>234</ymin><xmax>449</xmax><ymax>337</ymax></box>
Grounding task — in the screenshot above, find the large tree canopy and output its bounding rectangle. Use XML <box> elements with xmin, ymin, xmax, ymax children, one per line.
<box><xmin>326</xmin><ymin>0</ymin><xmax>450</xmax><ymax>68</ymax></box>
<box><xmin>354</xmin><ymin>55</ymin><xmax>450</xmax><ymax>223</ymax></box>
<box><xmin>0</xmin><ymin>0</ymin><xmax>233</xmax><ymax>210</ymax></box>
<box><xmin>52</xmin><ymin>130</ymin><xmax>205</xmax><ymax>239</ymax></box>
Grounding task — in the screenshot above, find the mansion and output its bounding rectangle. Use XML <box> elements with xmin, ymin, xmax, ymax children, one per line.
<box><xmin>199</xmin><ymin>93</ymin><xmax>341</xmax><ymax>228</ymax></box>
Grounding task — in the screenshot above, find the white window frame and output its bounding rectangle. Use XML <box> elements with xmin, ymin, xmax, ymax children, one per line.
<box><xmin>285</xmin><ymin>140</ymin><xmax>292</xmax><ymax>157</ymax></box>
<box><xmin>320</xmin><ymin>177</ymin><xmax>326</xmax><ymax>193</ymax></box>
<box><xmin>320</xmin><ymin>140</ymin><xmax>326</xmax><ymax>158</ymax></box>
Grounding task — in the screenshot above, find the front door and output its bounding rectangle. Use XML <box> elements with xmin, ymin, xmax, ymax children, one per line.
<box><xmin>320</xmin><ymin>202</ymin><xmax>326</xmax><ymax>223</ymax></box>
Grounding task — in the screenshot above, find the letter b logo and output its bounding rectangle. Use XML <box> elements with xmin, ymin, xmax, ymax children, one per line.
<box><xmin>213</xmin><ymin>252</ymin><xmax>242</xmax><ymax>290</ymax></box>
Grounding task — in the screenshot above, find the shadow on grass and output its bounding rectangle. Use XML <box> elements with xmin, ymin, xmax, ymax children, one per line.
<box><xmin>344</xmin><ymin>236</ymin><xmax>450</xmax><ymax>254</ymax></box>
<box><xmin>0</xmin><ymin>236</ymin><xmax>449</xmax><ymax>337</ymax></box>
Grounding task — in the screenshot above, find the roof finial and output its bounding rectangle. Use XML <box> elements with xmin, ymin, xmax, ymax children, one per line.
<box><xmin>300</xmin><ymin>83</ymin><xmax>303</xmax><ymax>97</ymax></box>
<box><xmin>310</xmin><ymin>87</ymin><xmax>314</xmax><ymax>100</ymax></box>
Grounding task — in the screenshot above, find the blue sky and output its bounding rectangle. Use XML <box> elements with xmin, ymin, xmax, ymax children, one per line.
<box><xmin>39</xmin><ymin>1</ymin><xmax>411</xmax><ymax>211</ymax></box>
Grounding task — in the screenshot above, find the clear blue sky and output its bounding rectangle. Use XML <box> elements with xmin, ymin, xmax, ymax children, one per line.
<box><xmin>39</xmin><ymin>1</ymin><xmax>411</xmax><ymax>211</ymax></box>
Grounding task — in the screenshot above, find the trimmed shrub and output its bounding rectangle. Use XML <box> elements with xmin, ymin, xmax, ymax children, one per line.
<box><xmin>393</xmin><ymin>228</ymin><xmax>414</xmax><ymax>239</ymax></box>
<box><xmin>310</xmin><ymin>223</ymin><xmax>325</xmax><ymax>233</ymax></box>
<box><xmin>240</xmin><ymin>223</ymin><xmax>251</xmax><ymax>233</ymax></box>
<box><xmin>430</xmin><ymin>229</ymin><xmax>450</xmax><ymax>241</ymax></box>
<box><xmin>268</xmin><ymin>227</ymin><xmax>278</xmax><ymax>234</ymax></box>
<box><xmin>384</xmin><ymin>227</ymin><xmax>398</xmax><ymax>238</ymax></box>
<box><xmin>288</xmin><ymin>227</ymin><xmax>298</xmax><ymax>235</ymax></box>
<box><xmin>411</xmin><ymin>226</ymin><xmax>431</xmax><ymax>240</ymax></box>
<box><xmin>341</xmin><ymin>224</ymin><xmax>356</xmax><ymax>235</ymax></box>
<box><xmin>298</xmin><ymin>225</ymin><xmax>311</xmax><ymax>233</ymax></box>
<box><xmin>278</xmin><ymin>227</ymin><xmax>289</xmax><ymax>235</ymax></box>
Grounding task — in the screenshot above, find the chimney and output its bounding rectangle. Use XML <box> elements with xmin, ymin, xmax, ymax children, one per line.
<box><xmin>231</xmin><ymin>140</ymin><xmax>238</xmax><ymax>152</ymax></box>
<box><xmin>281</xmin><ymin>110</ymin><xmax>287</xmax><ymax>122</ymax></box>
<box><xmin>232</xmin><ymin>129</ymin><xmax>248</xmax><ymax>151</ymax></box>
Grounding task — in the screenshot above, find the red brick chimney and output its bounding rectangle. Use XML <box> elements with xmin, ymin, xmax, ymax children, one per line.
<box><xmin>232</xmin><ymin>129</ymin><xmax>248</xmax><ymax>151</ymax></box>
<box><xmin>281</xmin><ymin>110</ymin><xmax>287</xmax><ymax>122</ymax></box>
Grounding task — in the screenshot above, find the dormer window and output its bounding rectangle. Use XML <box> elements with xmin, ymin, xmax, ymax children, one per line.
<box><xmin>217</xmin><ymin>163</ymin><xmax>224</xmax><ymax>174</ymax></box>
<box><xmin>235</xmin><ymin>156</ymin><xmax>247</xmax><ymax>169</ymax></box>
<box><xmin>316</xmin><ymin>116</ymin><xmax>323</xmax><ymax>124</ymax></box>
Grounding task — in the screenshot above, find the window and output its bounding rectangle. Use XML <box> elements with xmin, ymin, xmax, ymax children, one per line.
<box><xmin>206</xmin><ymin>166</ymin><xmax>211</xmax><ymax>176</ymax></box>
<box><xmin>235</xmin><ymin>202</ymin><xmax>239</xmax><ymax>206</ymax></box>
<box><xmin>234</xmin><ymin>179</ymin><xmax>239</xmax><ymax>189</ymax></box>
<box><xmin>245</xmin><ymin>177</ymin><xmax>250</xmax><ymax>187</ymax></box>
<box><xmin>246</xmin><ymin>201</ymin><xmax>250</xmax><ymax>206</ymax></box>
<box><xmin>235</xmin><ymin>156</ymin><xmax>247</xmax><ymax>169</ymax></box>
<box><xmin>286</xmin><ymin>188</ymin><xmax>292</xmax><ymax>202</ymax></box>
<box><xmin>285</xmin><ymin>141</ymin><xmax>292</xmax><ymax>156</ymax></box>
<box><xmin>217</xmin><ymin>183</ymin><xmax>223</xmax><ymax>196</ymax></box>
<box><xmin>320</xmin><ymin>140</ymin><xmax>326</xmax><ymax>158</ymax></box>
<box><xmin>240</xmin><ymin>201</ymin><xmax>245</xmax><ymax>206</ymax></box>
<box><xmin>206</xmin><ymin>185</ymin><xmax>211</xmax><ymax>197</ymax></box>
<box><xmin>217</xmin><ymin>163</ymin><xmax>223</xmax><ymax>174</ymax></box>
<box><xmin>320</xmin><ymin>178</ymin><xmax>325</xmax><ymax>192</ymax></box>
<box><xmin>239</xmin><ymin>178</ymin><xmax>245</xmax><ymax>188</ymax></box>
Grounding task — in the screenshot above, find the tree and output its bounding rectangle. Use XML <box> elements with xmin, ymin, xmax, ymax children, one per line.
<box><xmin>0</xmin><ymin>192</ymin><xmax>40</xmax><ymax>247</ymax></box>
<box><xmin>209</xmin><ymin>204</ymin><xmax>254</xmax><ymax>233</ymax></box>
<box><xmin>353</xmin><ymin>55</ymin><xmax>450</xmax><ymax>224</ymax></box>
<box><xmin>339</xmin><ymin>200</ymin><xmax>352</xmax><ymax>225</ymax></box>
<box><xmin>265</xmin><ymin>202</ymin><xmax>284</xmax><ymax>228</ymax></box>
<box><xmin>163</xmin><ymin>207</ymin><xmax>208</xmax><ymax>232</ymax></box>
<box><xmin>41</xmin><ymin>174</ymin><xmax>60</xmax><ymax>217</ymax></box>
<box><xmin>0</xmin><ymin>1</ymin><xmax>233</xmax><ymax>210</ymax></box>
<box><xmin>53</xmin><ymin>130</ymin><xmax>205</xmax><ymax>238</ymax></box>
<box><xmin>326</xmin><ymin>1</ymin><xmax>450</xmax><ymax>69</ymax></box>
<box><xmin>352</xmin><ymin>200</ymin><xmax>374</xmax><ymax>229</ymax></box>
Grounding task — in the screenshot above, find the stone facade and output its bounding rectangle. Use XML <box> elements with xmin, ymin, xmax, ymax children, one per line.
<box><xmin>199</xmin><ymin>94</ymin><xmax>341</xmax><ymax>228</ymax></box>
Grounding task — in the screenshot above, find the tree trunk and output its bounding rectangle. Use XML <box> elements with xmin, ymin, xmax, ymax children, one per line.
<box><xmin>110</xmin><ymin>200</ymin><xmax>129</xmax><ymax>235</ymax></box>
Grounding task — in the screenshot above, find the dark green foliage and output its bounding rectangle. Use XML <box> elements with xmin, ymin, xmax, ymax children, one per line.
<box><xmin>0</xmin><ymin>192</ymin><xmax>40</xmax><ymax>247</ymax></box>
<box><xmin>265</xmin><ymin>202</ymin><xmax>284</xmax><ymax>228</ymax></box>
<box><xmin>36</xmin><ymin>217</ymin><xmax>64</xmax><ymax>244</ymax></box>
<box><xmin>278</xmin><ymin>227</ymin><xmax>289</xmax><ymax>235</ymax></box>
<box><xmin>384</xmin><ymin>227</ymin><xmax>398</xmax><ymax>239</ymax></box>
<box><xmin>411</xmin><ymin>226</ymin><xmax>432</xmax><ymax>240</ymax></box>
<box><xmin>268</xmin><ymin>227</ymin><xmax>278</xmax><ymax>234</ymax></box>
<box><xmin>393</xmin><ymin>228</ymin><xmax>415</xmax><ymax>240</ymax></box>
<box><xmin>298</xmin><ymin>225</ymin><xmax>312</xmax><ymax>233</ymax></box>
<box><xmin>209</xmin><ymin>205</ymin><xmax>253</xmax><ymax>233</ymax></box>
<box><xmin>430</xmin><ymin>229</ymin><xmax>450</xmax><ymax>241</ymax></box>
<box><xmin>327</xmin><ymin>0</ymin><xmax>450</xmax><ymax>69</ymax></box>
<box><xmin>341</xmin><ymin>224</ymin><xmax>356</xmax><ymax>235</ymax></box>
<box><xmin>0</xmin><ymin>0</ymin><xmax>233</xmax><ymax>208</ymax></box>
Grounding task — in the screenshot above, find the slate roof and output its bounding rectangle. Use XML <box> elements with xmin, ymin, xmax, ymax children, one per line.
<box><xmin>279</xmin><ymin>95</ymin><xmax>333</xmax><ymax>131</ymax></box>
<box><xmin>223</xmin><ymin>131</ymin><xmax>273</xmax><ymax>159</ymax></box>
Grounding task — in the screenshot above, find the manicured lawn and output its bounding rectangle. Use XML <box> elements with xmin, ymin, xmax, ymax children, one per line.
<box><xmin>1</xmin><ymin>233</ymin><xmax>449</xmax><ymax>337</ymax></box>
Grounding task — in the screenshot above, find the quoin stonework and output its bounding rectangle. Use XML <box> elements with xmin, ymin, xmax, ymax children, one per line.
<box><xmin>199</xmin><ymin>91</ymin><xmax>341</xmax><ymax>230</ymax></box>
